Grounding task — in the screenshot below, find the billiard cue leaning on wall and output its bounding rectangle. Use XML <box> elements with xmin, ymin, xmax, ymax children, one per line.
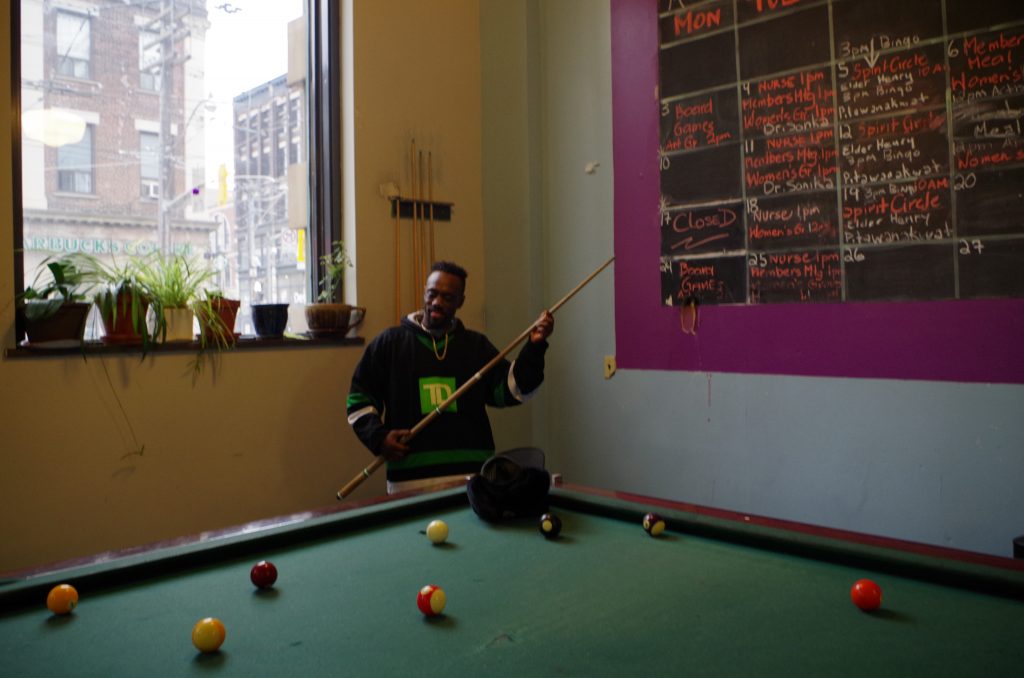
<box><xmin>394</xmin><ymin>188</ymin><xmax>402</xmax><ymax>325</ymax></box>
<box><xmin>428</xmin><ymin>151</ymin><xmax>435</xmax><ymax>264</ymax></box>
<box><xmin>336</xmin><ymin>255</ymin><xmax>616</xmax><ymax>499</ymax></box>
<box><xmin>410</xmin><ymin>140</ymin><xmax>420</xmax><ymax>307</ymax></box>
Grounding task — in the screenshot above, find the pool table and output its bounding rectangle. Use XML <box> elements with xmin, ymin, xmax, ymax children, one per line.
<box><xmin>2</xmin><ymin>483</ymin><xmax>1023</xmax><ymax>677</ymax></box>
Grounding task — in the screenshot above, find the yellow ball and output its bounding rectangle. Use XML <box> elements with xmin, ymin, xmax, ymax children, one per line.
<box><xmin>643</xmin><ymin>512</ymin><xmax>666</xmax><ymax>537</ymax></box>
<box><xmin>192</xmin><ymin>617</ymin><xmax>226</xmax><ymax>653</ymax></box>
<box><xmin>46</xmin><ymin>584</ymin><xmax>78</xmax><ymax>615</ymax></box>
<box><xmin>426</xmin><ymin>519</ymin><xmax>449</xmax><ymax>544</ymax></box>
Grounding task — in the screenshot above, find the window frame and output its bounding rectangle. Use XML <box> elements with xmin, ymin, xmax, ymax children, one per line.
<box><xmin>308</xmin><ymin>0</ymin><xmax>342</xmax><ymax>303</ymax></box>
<box><xmin>139</xmin><ymin>130</ymin><xmax>160</xmax><ymax>199</ymax></box>
<box><xmin>55</xmin><ymin>123</ymin><xmax>94</xmax><ymax>194</ymax></box>
<box><xmin>10</xmin><ymin>0</ymin><xmax>343</xmax><ymax>345</ymax></box>
<box><xmin>138</xmin><ymin>28</ymin><xmax>161</xmax><ymax>92</ymax></box>
<box><xmin>55</xmin><ymin>10</ymin><xmax>92</xmax><ymax>81</ymax></box>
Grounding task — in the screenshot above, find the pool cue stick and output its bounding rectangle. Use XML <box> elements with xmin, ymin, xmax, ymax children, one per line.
<box><xmin>418</xmin><ymin>149</ymin><xmax>426</xmax><ymax>275</ymax></box>
<box><xmin>410</xmin><ymin>141</ymin><xmax>419</xmax><ymax>303</ymax></box>
<box><xmin>394</xmin><ymin>192</ymin><xmax>401</xmax><ymax>324</ymax></box>
<box><xmin>336</xmin><ymin>255</ymin><xmax>615</xmax><ymax>500</ymax></box>
<box><xmin>428</xmin><ymin>151</ymin><xmax>435</xmax><ymax>264</ymax></box>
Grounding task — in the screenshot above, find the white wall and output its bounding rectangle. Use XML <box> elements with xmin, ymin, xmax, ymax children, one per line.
<box><xmin>480</xmin><ymin>0</ymin><xmax>1024</xmax><ymax>557</ymax></box>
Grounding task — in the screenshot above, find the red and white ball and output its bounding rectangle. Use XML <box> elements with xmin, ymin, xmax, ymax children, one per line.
<box><xmin>417</xmin><ymin>584</ymin><xmax>446</xmax><ymax>617</ymax></box>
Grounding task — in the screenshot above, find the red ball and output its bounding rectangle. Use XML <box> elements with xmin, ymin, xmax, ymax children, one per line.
<box><xmin>417</xmin><ymin>584</ymin><xmax>446</xmax><ymax>617</ymax></box>
<box><xmin>250</xmin><ymin>560</ymin><xmax>278</xmax><ymax>589</ymax></box>
<box><xmin>850</xmin><ymin>578</ymin><xmax>882</xmax><ymax>611</ymax></box>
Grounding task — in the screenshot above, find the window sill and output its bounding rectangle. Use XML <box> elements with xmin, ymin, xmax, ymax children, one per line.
<box><xmin>4</xmin><ymin>333</ymin><xmax>364</xmax><ymax>359</ymax></box>
<box><xmin>51</xmin><ymin>191</ymin><xmax>99</xmax><ymax>200</ymax></box>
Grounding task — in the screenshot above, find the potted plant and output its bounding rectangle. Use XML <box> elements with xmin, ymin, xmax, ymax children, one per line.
<box><xmin>305</xmin><ymin>241</ymin><xmax>365</xmax><ymax>337</ymax></box>
<box><xmin>69</xmin><ymin>252</ymin><xmax>153</xmax><ymax>346</ymax></box>
<box><xmin>195</xmin><ymin>289</ymin><xmax>240</xmax><ymax>347</ymax></box>
<box><xmin>251</xmin><ymin>302</ymin><xmax>289</xmax><ymax>339</ymax></box>
<box><xmin>18</xmin><ymin>255</ymin><xmax>93</xmax><ymax>346</ymax></box>
<box><xmin>136</xmin><ymin>253</ymin><xmax>216</xmax><ymax>342</ymax></box>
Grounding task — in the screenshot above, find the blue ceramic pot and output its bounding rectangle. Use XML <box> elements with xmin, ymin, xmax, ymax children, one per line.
<box><xmin>252</xmin><ymin>303</ymin><xmax>289</xmax><ymax>338</ymax></box>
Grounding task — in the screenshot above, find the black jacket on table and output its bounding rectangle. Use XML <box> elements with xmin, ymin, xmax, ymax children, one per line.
<box><xmin>346</xmin><ymin>312</ymin><xmax>547</xmax><ymax>483</ymax></box>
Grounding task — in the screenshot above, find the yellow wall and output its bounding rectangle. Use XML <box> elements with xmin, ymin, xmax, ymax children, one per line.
<box><xmin>0</xmin><ymin>0</ymin><xmax>490</xmax><ymax>573</ymax></box>
<box><xmin>348</xmin><ymin>1</ymin><xmax>486</xmax><ymax>335</ymax></box>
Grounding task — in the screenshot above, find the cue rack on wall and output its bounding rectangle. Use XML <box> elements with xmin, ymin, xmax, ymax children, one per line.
<box><xmin>389</xmin><ymin>140</ymin><xmax>453</xmax><ymax>323</ymax></box>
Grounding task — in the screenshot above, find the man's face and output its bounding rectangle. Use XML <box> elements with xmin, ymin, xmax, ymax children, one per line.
<box><xmin>422</xmin><ymin>270</ymin><xmax>465</xmax><ymax>331</ymax></box>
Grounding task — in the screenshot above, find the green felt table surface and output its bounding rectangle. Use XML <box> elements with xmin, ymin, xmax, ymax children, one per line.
<box><xmin>1</xmin><ymin>486</ymin><xmax>1023</xmax><ymax>677</ymax></box>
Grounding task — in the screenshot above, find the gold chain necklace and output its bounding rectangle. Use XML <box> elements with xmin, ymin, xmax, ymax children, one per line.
<box><xmin>430</xmin><ymin>332</ymin><xmax>449</xmax><ymax>361</ymax></box>
<box><xmin>420</xmin><ymin>315</ymin><xmax>450</xmax><ymax>360</ymax></box>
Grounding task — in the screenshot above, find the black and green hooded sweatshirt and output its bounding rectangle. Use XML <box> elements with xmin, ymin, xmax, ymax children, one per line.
<box><xmin>346</xmin><ymin>312</ymin><xmax>547</xmax><ymax>483</ymax></box>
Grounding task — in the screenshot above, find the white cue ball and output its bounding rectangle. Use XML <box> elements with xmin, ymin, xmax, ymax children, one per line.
<box><xmin>426</xmin><ymin>519</ymin><xmax>449</xmax><ymax>544</ymax></box>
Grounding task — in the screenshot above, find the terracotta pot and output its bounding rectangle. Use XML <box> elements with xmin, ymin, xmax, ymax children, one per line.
<box><xmin>200</xmin><ymin>298</ymin><xmax>241</xmax><ymax>344</ymax></box>
<box><xmin>99</xmin><ymin>291</ymin><xmax>150</xmax><ymax>345</ymax></box>
<box><xmin>23</xmin><ymin>302</ymin><xmax>91</xmax><ymax>346</ymax></box>
<box><xmin>304</xmin><ymin>303</ymin><xmax>365</xmax><ymax>338</ymax></box>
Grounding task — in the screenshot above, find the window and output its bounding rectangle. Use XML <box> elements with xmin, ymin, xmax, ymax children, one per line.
<box><xmin>56</xmin><ymin>125</ymin><xmax>93</xmax><ymax>194</ymax></box>
<box><xmin>139</xmin><ymin>29</ymin><xmax>160</xmax><ymax>92</ymax></box>
<box><xmin>56</xmin><ymin>11</ymin><xmax>91</xmax><ymax>80</ymax></box>
<box><xmin>16</xmin><ymin>0</ymin><xmax>341</xmax><ymax>340</ymax></box>
<box><xmin>139</xmin><ymin>131</ymin><xmax>159</xmax><ymax>198</ymax></box>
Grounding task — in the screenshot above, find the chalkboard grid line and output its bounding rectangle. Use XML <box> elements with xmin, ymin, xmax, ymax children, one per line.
<box><xmin>825</xmin><ymin>0</ymin><xmax>849</xmax><ymax>302</ymax></box>
<box><xmin>661</xmin><ymin>196</ymin><xmax>747</xmax><ymax>211</ymax></box>
<box><xmin>940</xmin><ymin>0</ymin><xmax>962</xmax><ymax>299</ymax></box>
<box><xmin>730</xmin><ymin>0</ymin><xmax>752</xmax><ymax>305</ymax></box>
<box><xmin>659</xmin><ymin>139</ymin><xmax>742</xmax><ymax>164</ymax></box>
<box><xmin>663</xmin><ymin>248</ymin><xmax>750</xmax><ymax>262</ymax></box>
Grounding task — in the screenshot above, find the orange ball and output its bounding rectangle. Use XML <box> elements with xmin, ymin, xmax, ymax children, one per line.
<box><xmin>192</xmin><ymin>617</ymin><xmax>227</xmax><ymax>653</ymax></box>
<box><xmin>46</xmin><ymin>584</ymin><xmax>79</xmax><ymax>615</ymax></box>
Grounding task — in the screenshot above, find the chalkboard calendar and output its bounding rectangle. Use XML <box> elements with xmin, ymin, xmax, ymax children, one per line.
<box><xmin>657</xmin><ymin>0</ymin><xmax>1024</xmax><ymax>306</ymax></box>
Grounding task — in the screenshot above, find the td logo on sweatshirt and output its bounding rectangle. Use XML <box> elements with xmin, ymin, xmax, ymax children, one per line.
<box><xmin>419</xmin><ymin>377</ymin><xmax>458</xmax><ymax>414</ymax></box>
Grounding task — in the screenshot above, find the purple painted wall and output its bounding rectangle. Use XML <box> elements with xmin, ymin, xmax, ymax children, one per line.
<box><xmin>611</xmin><ymin>0</ymin><xmax>1024</xmax><ymax>383</ymax></box>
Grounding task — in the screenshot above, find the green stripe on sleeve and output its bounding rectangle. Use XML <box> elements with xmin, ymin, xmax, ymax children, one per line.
<box><xmin>347</xmin><ymin>393</ymin><xmax>375</xmax><ymax>409</ymax></box>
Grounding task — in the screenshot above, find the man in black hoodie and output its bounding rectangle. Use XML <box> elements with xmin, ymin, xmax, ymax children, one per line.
<box><xmin>347</xmin><ymin>261</ymin><xmax>554</xmax><ymax>494</ymax></box>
